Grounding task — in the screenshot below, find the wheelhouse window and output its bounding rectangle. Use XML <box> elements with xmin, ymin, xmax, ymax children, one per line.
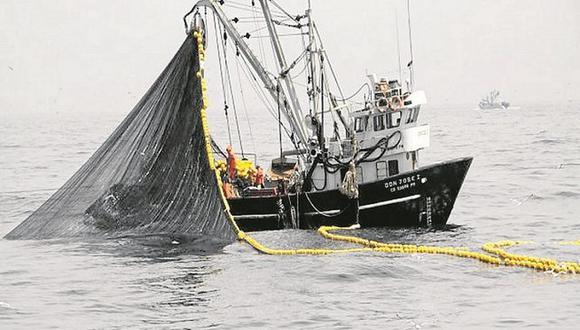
<box><xmin>376</xmin><ymin>161</ymin><xmax>387</xmax><ymax>180</ymax></box>
<box><xmin>373</xmin><ymin>114</ymin><xmax>385</xmax><ymax>131</ymax></box>
<box><xmin>387</xmin><ymin>112</ymin><xmax>402</xmax><ymax>129</ymax></box>
<box><xmin>388</xmin><ymin>159</ymin><xmax>399</xmax><ymax>176</ymax></box>
<box><xmin>406</xmin><ymin>108</ymin><xmax>419</xmax><ymax>124</ymax></box>
<box><xmin>354</xmin><ymin>116</ymin><xmax>368</xmax><ymax>133</ymax></box>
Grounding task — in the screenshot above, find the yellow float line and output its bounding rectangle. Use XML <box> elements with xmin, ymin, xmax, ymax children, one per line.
<box><xmin>560</xmin><ymin>240</ymin><xmax>580</xmax><ymax>246</ymax></box>
<box><xmin>318</xmin><ymin>226</ymin><xmax>502</xmax><ymax>265</ymax></box>
<box><xmin>320</xmin><ymin>226</ymin><xmax>580</xmax><ymax>274</ymax></box>
<box><xmin>482</xmin><ymin>240</ymin><xmax>580</xmax><ymax>273</ymax></box>
<box><xmin>193</xmin><ymin>31</ymin><xmax>580</xmax><ymax>273</ymax></box>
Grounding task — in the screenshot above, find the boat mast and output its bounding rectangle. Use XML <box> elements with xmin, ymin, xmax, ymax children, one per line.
<box><xmin>395</xmin><ymin>10</ymin><xmax>403</xmax><ymax>84</ymax></box>
<box><xmin>194</xmin><ymin>0</ymin><xmax>309</xmax><ymax>151</ymax></box>
<box><xmin>258</xmin><ymin>0</ymin><xmax>309</xmax><ymax>144</ymax></box>
<box><xmin>307</xmin><ymin>0</ymin><xmax>318</xmax><ymax>118</ymax></box>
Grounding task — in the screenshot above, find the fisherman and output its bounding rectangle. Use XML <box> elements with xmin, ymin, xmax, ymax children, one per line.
<box><xmin>339</xmin><ymin>162</ymin><xmax>360</xmax><ymax>224</ymax></box>
<box><xmin>248</xmin><ymin>166</ymin><xmax>257</xmax><ymax>186</ymax></box>
<box><xmin>255</xmin><ymin>166</ymin><xmax>265</xmax><ymax>188</ymax></box>
<box><xmin>340</xmin><ymin>162</ymin><xmax>358</xmax><ymax>199</ymax></box>
<box><xmin>222</xmin><ymin>177</ymin><xmax>236</xmax><ymax>199</ymax></box>
<box><xmin>226</xmin><ymin>144</ymin><xmax>237</xmax><ymax>180</ymax></box>
<box><xmin>289</xmin><ymin>164</ymin><xmax>301</xmax><ymax>192</ymax></box>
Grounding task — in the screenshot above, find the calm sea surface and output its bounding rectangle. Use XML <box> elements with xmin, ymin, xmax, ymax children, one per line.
<box><xmin>1</xmin><ymin>103</ymin><xmax>579</xmax><ymax>329</ymax></box>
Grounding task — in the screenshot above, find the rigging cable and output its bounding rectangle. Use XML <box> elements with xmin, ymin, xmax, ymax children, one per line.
<box><xmin>224</xmin><ymin>0</ymin><xmax>285</xmax><ymax>15</ymax></box>
<box><xmin>222</xmin><ymin>1</ymin><xmax>286</xmax><ymax>18</ymax></box>
<box><xmin>234</xmin><ymin>40</ymin><xmax>298</xmax><ymax>149</ymax></box>
<box><xmin>244</xmin><ymin>18</ymin><xmax>294</xmax><ymax>36</ymax></box>
<box><xmin>281</xmin><ymin>47</ymin><xmax>309</xmax><ymax>77</ymax></box>
<box><xmin>212</xmin><ymin>12</ymin><xmax>233</xmax><ymax>145</ymax></box>
<box><xmin>219</xmin><ymin>20</ymin><xmax>246</xmax><ymax>157</ymax></box>
<box><xmin>211</xmin><ymin>137</ymin><xmax>228</xmax><ymax>158</ymax></box>
<box><xmin>289</xmin><ymin>55</ymin><xmax>310</xmax><ymax>79</ymax></box>
<box><xmin>251</xmin><ymin>0</ymin><xmax>268</xmax><ymax>71</ymax></box>
<box><xmin>336</xmin><ymin>82</ymin><xmax>372</xmax><ymax>101</ymax></box>
<box><xmin>237</xmin><ymin>48</ymin><xmax>302</xmax><ymax>153</ymax></box>
<box><xmin>233</xmin><ymin>46</ymin><xmax>257</xmax><ymax>154</ymax></box>
<box><xmin>313</xmin><ymin>24</ymin><xmax>347</xmax><ymax>101</ymax></box>
<box><xmin>247</xmin><ymin>33</ymin><xmax>307</xmax><ymax>39</ymax></box>
<box><xmin>320</xmin><ymin>64</ymin><xmax>341</xmax><ymax>140</ymax></box>
<box><xmin>270</xmin><ymin>0</ymin><xmax>299</xmax><ymax>21</ymax></box>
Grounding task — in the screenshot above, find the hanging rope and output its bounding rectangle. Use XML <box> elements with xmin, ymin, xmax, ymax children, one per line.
<box><xmin>222</xmin><ymin>1</ymin><xmax>287</xmax><ymax>18</ymax></box>
<box><xmin>212</xmin><ymin>12</ymin><xmax>233</xmax><ymax>146</ymax></box>
<box><xmin>336</xmin><ymin>82</ymin><xmax>372</xmax><ymax>101</ymax></box>
<box><xmin>270</xmin><ymin>0</ymin><xmax>300</xmax><ymax>21</ymax></box>
<box><xmin>233</xmin><ymin>46</ymin><xmax>257</xmax><ymax>154</ymax></box>
<box><xmin>235</xmin><ymin>44</ymin><xmax>295</xmax><ymax>141</ymax></box>
<box><xmin>251</xmin><ymin>0</ymin><xmax>269</xmax><ymax>72</ymax></box>
<box><xmin>219</xmin><ymin>19</ymin><xmax>245</xmax><ymax>157</ymax></box>
<box><xmin>304</xmin><ymin>192</ymin><xmax>352</xmax><ymax>218</ymax></box>
<box><xmin>211</xmin><ymin>137</ymin><xmax>227</xmax><ymax>158</ymax></box>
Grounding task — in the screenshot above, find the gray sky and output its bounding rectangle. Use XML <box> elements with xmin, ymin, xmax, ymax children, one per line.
<box><xmin>1</xmin><ymin>0</ymin><xmax>579</xmax><ymax>116</ymax></box>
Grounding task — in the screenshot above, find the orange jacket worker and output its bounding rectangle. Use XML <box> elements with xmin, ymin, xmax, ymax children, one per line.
<box><xmin>226</xmin><ymin>144</ymin><xmax>237</xmax><ymax>180</ymax></box>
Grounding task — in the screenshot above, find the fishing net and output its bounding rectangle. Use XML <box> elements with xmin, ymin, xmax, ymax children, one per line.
<box><xmin>5</xmin><ymin>34</ymin><xmax>235</xmax><ymax>243</ymax></box>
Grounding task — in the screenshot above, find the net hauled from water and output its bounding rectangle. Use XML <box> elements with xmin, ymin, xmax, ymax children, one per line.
<box><xmin>5</xmin><ymin>35</ymin><xmax>235</xmax><ymax>242</ymax></box>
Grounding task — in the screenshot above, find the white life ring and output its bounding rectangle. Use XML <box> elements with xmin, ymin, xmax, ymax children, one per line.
<box><xmin>377</xmin><ymin>97</ymin><xmax>389</xmax><ymax>112</ymax></box>
<box><xmin>389</xmin><ymin>96</ymin><xmax>403</xmax><ymax>110</ymax></box>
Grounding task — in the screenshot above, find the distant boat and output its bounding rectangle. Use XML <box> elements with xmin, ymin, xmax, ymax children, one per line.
<box><xmin>479</xmin><ymin>90</ymin><xmax>510</xmax><ymax>110</ymax></box>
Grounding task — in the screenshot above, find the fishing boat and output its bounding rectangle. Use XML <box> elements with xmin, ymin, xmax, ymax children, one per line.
<box><xmin>186</xmin><ymin>0</ymin><xmax>472</xmax><ymax>231</ymax></box>
<box><xmin>479</xmin><ymin>90</ymin><xmax>510</xmax><ymax>110</ymax></box>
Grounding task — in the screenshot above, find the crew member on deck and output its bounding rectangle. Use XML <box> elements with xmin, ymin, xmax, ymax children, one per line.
<box><xmin>222</xmin><ymin>177</ymin><xmax>236</xmax><ymax>199</ymax></box>
<box><xmin>248</xmin><ymin>167</ymin><xmax>257</xmax><ymax>186</ymax></box>
<box><xmin>339</xmin><ymin>162</ymin><xmax>359</xmax><ymax>225</ymax></box>
<box><xmin>255</xmin><ymin>166</ymin><xmax>265</xmax><ymax>188</ymax></box>
<box><xmin>226</xmin><ymin>144</ymin><xmax>237</xmax><ymax>180</ymax></box>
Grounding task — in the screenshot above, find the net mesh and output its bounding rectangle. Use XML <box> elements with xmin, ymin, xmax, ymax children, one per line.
<box><xmin>6</xmin><ymin>35</ymin><xmax>235</xmax><ymax>243</ymax></box>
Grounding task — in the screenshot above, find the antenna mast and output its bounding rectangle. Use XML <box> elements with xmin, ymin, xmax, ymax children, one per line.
<box><xmin>395</xmin><ymin>10</ymin><xmax>402</xmax><ymax>84</ymax></box>
<box><xmin>406</xmin><ymin>0</ymin><xmax>415</xmax><ymax>91</ymax></box>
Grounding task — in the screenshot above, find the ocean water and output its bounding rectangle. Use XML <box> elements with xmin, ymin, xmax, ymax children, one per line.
<box><xmin>1</xmin><ymin>103</ymin><xmax>579</xmax><ymax>329</ymax></box>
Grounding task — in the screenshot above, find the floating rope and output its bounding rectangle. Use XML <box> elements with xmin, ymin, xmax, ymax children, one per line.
<box><xmin>318</xmin><ymin>225</ymin><xmax>502</xmax><ymax>265</ymax></box>
<box><xmin>320</xmin><ymin>227</ymin><xmax>580</xmax><ymax>274</ymax></box>
<box><xmin>560</xmin><ymin>240</ymin><xmax>580</xmax><ymax>246</ymax></box>
<box><xmin>482</xmin><ymin>240</ymin><xmax>580</xmax><ymax>273</ymax></box>
<box><xmin>194</xmin><ymin>31</ymin><xmax>579</xmax><ymax>275</ymax></box>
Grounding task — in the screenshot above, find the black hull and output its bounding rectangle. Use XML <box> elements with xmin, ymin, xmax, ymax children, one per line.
<box><xmin>228</xmin><ymin>157</ymin><xmax>472</xmax><ymax>231</ymax></box>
